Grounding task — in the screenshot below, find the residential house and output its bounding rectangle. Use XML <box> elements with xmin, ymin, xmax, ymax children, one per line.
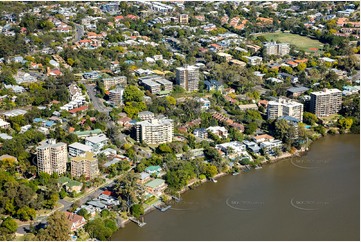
<box><xmin>195</xmin><ymin>97</ymin><xmax>211</xmax><ymax>110</ymax></box>
<box><xmin>252</xmin><ymin>134</ymin><xmax>275</xmax><ymax>143</ymax></box>
<box><xmin>215</xmin><ymin>141</ymin><xmax>246</xmax><ymax>155</ymax></box>
<box><xmin>145</xmin><ymin>165</ymin><xmax>162</xmax><ymax>175</ymax></box>
<box><xmin>85</xmin><ymin>134</ymin><xmax>109</xmax><ymax>153</ymax></box>
<box><xmin>207</xmin><ymin>126</ymin><xmax>228</xmax><ymax>139</ymax></box>
<box><xmin>0</xmin><ymin>118</ymin><xmax>10</xmax><ymax>129</ymax></box>
<box><xmin>287</xmin><ymin>86</ymin><xmax>309</xmax><ymax>98</ymax></box>
<box><xmin>260</xmin><ymin>140</ymin><xmax>283</xmax><ymax>154</ymax></box>
<box><xmin>117</xmin><ymin>116</ymin><xmax>132</xmax><ymax>127</ymax></box>
<box><xmin>245</xmin><ymin>56</ymin><xmax>263</xmax><ymax>66</ymax></box>
<box><xmin>238</xmin><ymin>103</ymin><xmax>258</xmax><ymax>111</ymax></box>
<box><xmin>243</xmin><ymin>140</ymin><xmax>261</xmax><ymax>153</ymax></box>
<box><xmin>204</xmin><ymin>80</ymin><xmax>224</xmax><ymax>92</ymax></box>
<box><xmin>193</xmin><ymin>128</ymin><xmax>208</xmax><ymax>139</ymax></box>
<box><xmin>144</xmin><ymin>178</ymin><xmax>167</xmax><ymax>196</ymax></box>
<box><xmin>64</xmin><ymin>212</ymin><xmax>86</xmax><ymax>232</ymax></box>
<box><xmin>138</xmin><ymin>172</ymin><xmax>151</xmax><ymax>184</ymax></box>
<box><xmin>58</xmin><ymin>177</ymin><xmax>83</xmax><ymax>193</ymax></box>
<box><xmin>68</xmin><ymin>142</ymin><xmax>93</xmax><ymax>157</ymax></box>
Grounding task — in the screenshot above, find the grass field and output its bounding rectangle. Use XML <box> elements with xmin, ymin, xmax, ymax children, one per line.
<box><xmin>258</xmin><ymin>32</ymin><xmax>324</xmax><ymax>52</ymax></box>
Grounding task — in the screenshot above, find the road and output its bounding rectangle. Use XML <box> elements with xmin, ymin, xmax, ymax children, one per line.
<box><xmin>74</xmin><ymin>23</ymin><xmax>84</xmax><ymax>42</ymax></box>
<box><xmin>83</xmin><ymin>82</ymin><xmax>117</xmax><ymax>129</ymax></box>
<box><xmin>84</xmin><ymin>83</ymin><xmax>111</xmax><ymax>115</ymax></box>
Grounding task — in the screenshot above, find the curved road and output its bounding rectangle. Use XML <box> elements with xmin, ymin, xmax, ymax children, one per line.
<box><xmin>74</xmin><ymin>23</ymin><xmax>84</xmax><ymax>42</ymax></box>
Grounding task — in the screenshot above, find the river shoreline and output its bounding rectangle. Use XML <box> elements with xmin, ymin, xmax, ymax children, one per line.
<box><xmin>115</xmin><ymin>137</ymin><xmax>316</xmax><ymax>231</ymax></box>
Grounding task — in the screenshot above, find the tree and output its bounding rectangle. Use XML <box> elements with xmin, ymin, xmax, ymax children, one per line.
<box><xmin>166</xmin><ymin>96</ymin><xmax>176</xmax><ymax>105</ymax></box>
<box><xmin>303</xmin><ymin>112</ymin><xmax>318</xmax><ymax>125</ymax></box>
<box><xmin>0</xmin><ymin>217</ymin><xmax>17</xmax><ymax>239</ymax></box>
<box><xmin>297</xmin><ymin>63</ymin><xmax>307</xmax><ymax>72</ymax></box>
<box><xmin>157</xmin><ymin>143</ymin><xmax>172</xmax><ymax>154</ymax></box>
<box><xmin>0</xmin><ymin>69</ymin><xmax>16</xmax><ymax>85</ymax></box>
<box><xmin>244</xmin><ymin>122</ymin><xmax>258</xmax><ymax>135</ymax></box>
<box><xmin>274</xmin><ymin>119</ymin><xmax>291</xmax><ymax>142</ymax></box>
<box><xmin>16</xmin><ymin>206</ymin><xmax>36</xmax><ymax>221</ymax></box>
<box><xmin>1</xmin><ymin>217</ymin><xmax>17</xmax><ymax>233</ymax></box>
<box><xmin>77</xmin><ymin>208</ymin><xmax>90</xmax><ymax>220</ymax></box>
<box><xmin>36</xmin><ymin>211</ymin><xmax>71</xmax><ymax>241</ymax></box>
<box><xmin>313</xmin><ymin>125</ymin><xmax>326</xmax><ymax>136</ymax></box>
<box><xmin>205</xmin><ymin>164</ymin><xmax>218</xmax><ymax>178</ymax></box>
<box><xmin>338</xmin><ymin>117</ymin><xmax>353</xmax><ymax>130</ymax></box>
<box><xmin>130</xmin><ymin>204</ymin><xmax>144</xmax><ymax>219</ymax></box>
<box><xmin>123</xmin><ymin>85</ymin><xmax>144</xmax><ymax>103</ymax></box>
<box><xmin>59</xmin><ymin>188</ymin><xmax>67</xmax><ymax>199</ymax></box>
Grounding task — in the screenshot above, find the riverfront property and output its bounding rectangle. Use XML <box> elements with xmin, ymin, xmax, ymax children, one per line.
<box><xmin>112</xmin><ymin>134</ymin><xmax>360</xmax><ymax>241</ymax></box>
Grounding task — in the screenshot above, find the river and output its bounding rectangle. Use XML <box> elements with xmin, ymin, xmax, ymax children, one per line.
<box><xmin>112</xmin><ymin>134</ymin><xmax>360</xmax><ymax>241</ymax></box>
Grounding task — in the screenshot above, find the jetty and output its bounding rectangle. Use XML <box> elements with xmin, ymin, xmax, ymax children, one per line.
<box><xmin>154</xmin><ymin>204</ymin><xmax>172</xmax><ymax>212</ymax></box>
<box><xmin>129</xmin><ymin>217</ymin><xmax>146</xmax><ymax>227</ymax></box>
<box><xmin>172</xmin><ymin>196</ymin><xmax>181</xmax><ymax>202</ymax></box>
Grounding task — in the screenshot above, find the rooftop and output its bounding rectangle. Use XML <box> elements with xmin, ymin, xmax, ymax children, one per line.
<box><xmin>3</xmin><ymin>109</ymin><xmax>27</xmax><ymax>117</ymax></box>
<box><xmin>287</xmin><ymin>86</ymin><xmax>309</xmax><ymax>93</ymax></box>
<box><xmin>85</xmin><ymin>134</ymin><xmax>108</xmax><ymax>144</ymax></box>
<box><xmin>58</xmin><ymin>177</ymin><xmax>83</xmax><ymax>187</ymax></box>
<box><xmin>145</xmin><ymin>178</ymin><xmax>165</xmax><ymax>189</ymax></box>
<box><xmin>311</xmin><ymin>88</ymin><xmax>342</xmax><ymax>95</ymax></box>
<box><xmin>71</xmin><ymin>151</ymin><xmax>97</xmax><ymax>162</ymax></box>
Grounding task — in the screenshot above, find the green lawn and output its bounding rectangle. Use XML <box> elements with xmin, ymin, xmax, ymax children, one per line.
<box><xmin>258</xmin><ymin>32</ymin><xmax>324</xmax><ymax>52</ymax></box>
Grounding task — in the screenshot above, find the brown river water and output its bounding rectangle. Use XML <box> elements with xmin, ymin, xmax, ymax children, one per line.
<box><xmin>112</xmin><ymin>134</ymin><xmax>360</xmax><ymax>241</ymax></box>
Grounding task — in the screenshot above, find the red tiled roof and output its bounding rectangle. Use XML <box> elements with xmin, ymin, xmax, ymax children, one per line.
<box><xmin>102</xmin><ymin>190</ymin><xmax>112</xmax><ymax>196</ymax></box>
<box><xmin>258</xmin><ymin>100</ymin><xmax>268</xmax><ymax>106</ymax></box>
<box><xmin>119</xmin><ymin>117</ymin><xmax>131</xmax><ymax>123</ymax></box>
<box><xmin>210</xmin><ymin>43</ymin><xmax>221</xmax><ymax>49</ymax></box>
<box><xmin>294</xmin><ymin>59</ymin><xmax>308</xmax><ymax>63</ymax></box>
<box><xmin>126</xmin><ymin>14</ymin><xmax>138</xmax><ymax>20</ymax></box>
<box><xmin>79</xmin><ymin>39</ymin><xmax>92</xmax><ymax>43</ymax></box>
<box><xmin>50</xmin><ymin>69</ymin><xmax>62</xmax><ymax>76</ymax></box>
<box><xmin>254</xmin><ymin>134</ymin><xmax>274</xmax><ymax>141</ymax></box>
<box><xmin>69</xmin><ymin>106</ymin><xmax>88</xmax><ymax>114</ymax></box>
<box><xmin>64</xmin><ymin>211</ymin><xmax>84</xmax><ymax>223</ymax></box>
<box><xmin>287</xmin><ymin>61</ymin><xmax>298</xmax><ymax>66</ymax></box>
<box><xmin>230</xmin><ymin>122</ymin><xmax>244</xmax><ymax>131</ymax></box>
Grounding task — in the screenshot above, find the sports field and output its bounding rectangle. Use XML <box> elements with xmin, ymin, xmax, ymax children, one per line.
<box><xmin>258</xmin><ymin>32</ymin><xmax>324</xmax><ymax>52</ymax></box>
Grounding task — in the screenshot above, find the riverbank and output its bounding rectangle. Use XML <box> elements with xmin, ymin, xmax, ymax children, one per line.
<box><xmin>117</xmin><ymin>144</ymin><xmax>311</xmax><ymax>230</ymax></box>
<box><xmin>114</xmin><ymin>133</ymin><xmax>356</xmax><ymax>235</ymax></box>
<box><xmin>112</xmin><ymin>134</ymin><xmax>360</xmax><ymax>241</ymax></box>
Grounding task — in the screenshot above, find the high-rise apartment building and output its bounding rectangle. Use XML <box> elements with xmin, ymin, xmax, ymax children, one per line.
<box><xmin>139</xmin><ymin>75</ymin><xmax>173</xmax><ymax>94</ymax></box>
<box><xmin>267</xmin><ymin>98</ymin><xmax>304</xmax><ymax>122</ymax></box>
<box><xmin>176</xmin><ymin>65</ymin><xmax>200</xmax><ymax>92</ymax></box>
<box><xmin>264</xmin><ymin>42</ymin><xmax>290</xmax><ymax>56</ymax></box>
<box><xmin>37</xmin><ymin>139</ymin><xmax>67</xmax><ymax>175</ymax></box>
<box><xmin>310</xmin><ymin>89</ymin><xmax>342</xmax><ymax>117</ymax></box>
<box><xmin>109</xmin><ymin>86</ymin><xmax>124</xmax><ymax>106</ymax></box>
<box><xmin>179</xmin><ymin>14</ymin><xmax>189</xmax><ymax>24</ymax></box>
<box><xmin>103</xmin><ymin>76</ymin><xmax>127</xmax><ymax>90</ymax></box>
<box><xmin>136</xmin><ymin>118</ymin><xmax>173</xmax><ymax>145</ymax></box>
<box><xmin>71</xmin><ymin>151</ymin><xmax>99</xmax><ymax>180</ymax></box>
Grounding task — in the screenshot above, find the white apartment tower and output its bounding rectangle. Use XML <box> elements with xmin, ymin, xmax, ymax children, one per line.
<box><xmin>136</xmin><ymin>118</ymin><xmax>174</xmax><ymax>145</ymax></box>
<box><xmin>176</xmin><ymin>65</ymin><xmax>200</xmax><ymax>92</ymax></box>
<box><xmin>109</xmin><ymin>86</ymin><xmax>124</xmax><ymax>106</ymax></box>
<box><xmin>264</xmin><ymin>42</ymin><xmax>290</xmax><ymax>56</ymax></box>
<box><xmin>310</xmin><ymin>89</ymin><xmax>342</xmax><ymax>117</ymax></box>
<box><xmin>37</xmin><ymin>139</ymin><xmax>67</xmax><ymax>175</ymax></box>
<box><xmin>267</xmin><ymin>98</ymin><xmax>304</xmax><ymax>122</ymax></box>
